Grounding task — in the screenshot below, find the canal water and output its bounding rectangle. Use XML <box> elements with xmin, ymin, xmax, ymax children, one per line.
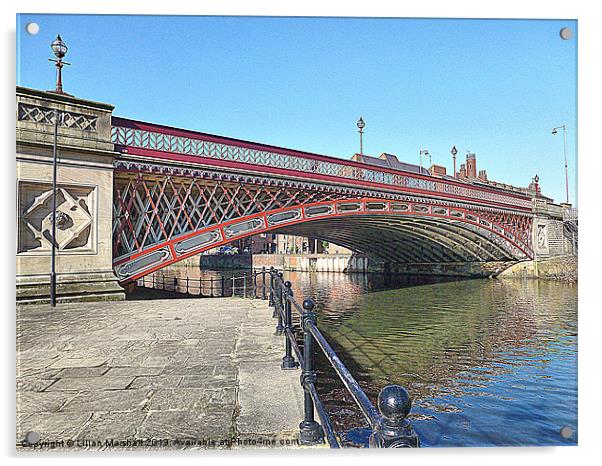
<box><xmin>144</xmin><ymin>267</ymin><xmax>578</xmax><ymax>447</ymax></box>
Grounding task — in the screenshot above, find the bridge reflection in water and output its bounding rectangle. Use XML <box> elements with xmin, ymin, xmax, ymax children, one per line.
<box><xmin>142</xmin><ymin>268</ymin><xmax>577</xmax><ymax>447</ymax></box>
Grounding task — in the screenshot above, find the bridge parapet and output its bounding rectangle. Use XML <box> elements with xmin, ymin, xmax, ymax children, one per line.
<box><xmin>111</xmin><ymin>118</ymin><xmax>533</xmax><ymax>212</ymax></box>
<box><xmin>532</xmin><ymin>197</ymin><xmax>567</xmax><ymax>219</ymax></box>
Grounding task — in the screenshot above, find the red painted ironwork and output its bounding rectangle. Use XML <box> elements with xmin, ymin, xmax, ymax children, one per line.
<box><xmin>113</xmin><ymin>173</ymin><xmax>533</xmax><ymax>283</ymax></box>
<box><xmin>111</xmin><ymin>118</ymin><xmax>534</xmax><ymax>212</ymax></box>
<box><xmin>111</xmin><ymin>117</ymin><xmax>537</xmax><ymax>283</ymax></box>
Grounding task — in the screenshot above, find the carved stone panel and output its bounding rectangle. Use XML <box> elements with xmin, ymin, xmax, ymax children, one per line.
<box><xmin>17</xmin><ymin>103</ymin><xmax>98</xmax><ymax>131</ymax></box>
<box><xmin>17</xmin><ymin>181</ymin><xmax>97</xmax><ymax>254</ymax></box>
<box><xmin>532</xmin><ymin>217</ymin><xmax>550</xmax><ymax>257</ymax></box>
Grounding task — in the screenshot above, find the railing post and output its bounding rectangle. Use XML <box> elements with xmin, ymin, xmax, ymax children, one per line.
<box><xmin>173</xmin><ymin>277</ymin><xmax>177</xmax><ymax>292</ymax></box>
<box><xmin>268</xmin><ymin>266</ymin><xmax>275</xmax><ymax>307</ymax></box>
<box><xmin>299</xmin><ymin>298</ymin><xmax>324</xmax><ymax>445</ymax></box>
<box><xmin>281</xmin><ymin>281</ymin><xmax>299</xmax><ymax>370</ymax></box>
<box><xmin>186</xmin><ymin>276</ymin><xmax>189</xmax><ymax>294</ymax></box>
<box><xmin>369</xmin><ymin>385</ymin><xmax>420</xmax><ymax>448</ymax></box>
<box><xmin>261</xmin><ymin>266</ymin><xmax>267</xmax><ymax>300</ymax></box>
<box><xmin>221</xmin><ymin>275</ymin><xmax>226</xmax><ymax>297</ymax></box>
<box><xmin>275</xmin><ymin>272</ymin><xmax>284</xmax><ymax>335</ymax></box>
<box><xmin>210</xmin><ymin>277</ymin><xmax>214</xmax><ymax>297</ymax></box>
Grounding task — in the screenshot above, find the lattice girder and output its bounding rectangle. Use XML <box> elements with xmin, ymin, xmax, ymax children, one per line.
<box><xmin>113</xmin><ymin>170</ymin><xmax>534</xmax><ymax>283</ymax></box>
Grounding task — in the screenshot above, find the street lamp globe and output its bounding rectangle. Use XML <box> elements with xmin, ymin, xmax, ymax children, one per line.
<box><xmin>552</xmin><ymin>128</ymin><xmax>558</xmax><ymax>135</ymax></box>
<box><xmin>357</xmin><ymin>117</ymin><xmax>365</xmax><ymax>130</ymax></box>
<box><xmin>51</xmin><ymin>34</ymin><xmax>68</xmax><ymax>59</ymax></box>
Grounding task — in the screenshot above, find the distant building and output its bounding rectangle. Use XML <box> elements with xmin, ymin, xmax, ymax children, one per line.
<box><xmin>275</xmin><ymin>235</ymin><xmax>324</xmax><ymax>254</ymax></box>
<box><xmin>351</xmin><ymin>150</ymin><xmax>552</xmax><ymax>203</ymax></box>
<box><xmin>429</xmin><ymin>164</ymin><xmax>447</xmax><ymax>177</ymax></box>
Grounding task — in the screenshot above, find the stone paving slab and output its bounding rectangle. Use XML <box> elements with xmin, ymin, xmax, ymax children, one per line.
<box><xmin>16</xmin><ymin>297</ymin><xmax>311</xmax><ymax>451</ymax></box>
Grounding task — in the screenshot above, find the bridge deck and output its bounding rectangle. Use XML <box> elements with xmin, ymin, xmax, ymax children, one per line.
<box><xmin>17</xmin><ymin>297</ymin><xmax>309</xmax><ymax>450</ymax></box>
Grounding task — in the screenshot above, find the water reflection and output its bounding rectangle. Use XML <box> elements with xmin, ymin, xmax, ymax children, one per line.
<box><xmin>287</xmin><ymin>272</ymin><xmax>578</xmax><ymax>447</ymax></box>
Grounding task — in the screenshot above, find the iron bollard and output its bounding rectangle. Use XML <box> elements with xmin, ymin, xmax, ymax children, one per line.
<box><xmin>369</xmin><ymin>385</ymin><xmax>420</xmax><ymax>448</ymax></box>
<box><xmin>299</xmin><ymin>298</ymin><xmax>324</xmax><ymax>445</ymax></box>
<box><xmin>268</xmin><ymin>266</ymin><xmax>275</xmax><ymax>307</ymax></box>
<box><xmin>275</xmin><ymin>272</ymin><xmax>284</xmax><ymax>335</ymax></box>
<box><xmin>261</xmin><ymin>266</ymin><xmax>267</xmax><ymax>300</ymax></box>
<box><xmin>281</xmin><ymin>281</ymin><xmax>299</xmax><ymax>370</ymax></box>
<box><xmin>173</xmin><ymin>277</ymin><xmax>177</xmax><ymax>292</ymax></box>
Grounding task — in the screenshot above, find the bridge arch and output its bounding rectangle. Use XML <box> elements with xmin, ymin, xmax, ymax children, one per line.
<box><xmin>113</xmin><ymin>197</ymin><xmax>533</xmax><ymax>283</ymax></box>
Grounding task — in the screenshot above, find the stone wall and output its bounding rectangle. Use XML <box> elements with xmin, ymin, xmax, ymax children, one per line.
<box><xmin>532</xmin><ymin>199</ymin><xmax>576</xmax><ymax>259</ymax></box>
<box><xmin>253</xmin><ymin>254</ymin><xmax>373</xmax><ymax>273</ymax></box>
<box><xmin>546</xmin><ymin>219</ymin><xmax>573</xmax><ymax>257</ymax></box>
<box><xmin>499</xmin><ymin>256</ymin><xmax>577</xmax><ymax>281</ymax></box>
<box><xmin>383</xmin><ymin>261</ymin><xmax>518</xmax><ymax>278</ymax></box>
<box><xmin>200</xmin><ymin>254</ymin><xmax>252</xmax><ymax>270</ymax></box>
<box><xmin>16</xmin><ymin>87</ymin><xmax>124</xmax><ymax>303</ymax></box>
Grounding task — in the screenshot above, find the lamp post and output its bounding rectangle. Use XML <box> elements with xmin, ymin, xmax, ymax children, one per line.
<box><xmin>357</xmin><ymin>117</ymin><xmax>365</xmax><ymax>156</ymax></box>
<box><xmin>419</xmin><ymin>149</ymin><xmax>429</xmax><ymax>174</ymax></box>
<box><xmin>48</xmin><ymin>34</ymin><xmax>70</xmax><ymax>307</ymax></box>
<box><xmin>49</xmin><ymin>34</ymin><xmax>70</xmax><ymax>95</ymax></box>
<box><xmin>552</xmin><ymin>125</ymin><xmax>569</xmax><ymax>204</ymax></box>
<box><xmin>451</xmin><ymin>146</ymin><xmax>458</xmax><ymax>178</ymax></box>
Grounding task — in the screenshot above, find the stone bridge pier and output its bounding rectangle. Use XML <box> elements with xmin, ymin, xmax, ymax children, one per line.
<box><xmin>16</xmin><ymin>87</ymin><xmax>124</xmax><ymax>303</ymax></box>
<box><xmin>531</xmin><ymin>199</ymin><xmax>576</xmax><ymax>259</ymax></box>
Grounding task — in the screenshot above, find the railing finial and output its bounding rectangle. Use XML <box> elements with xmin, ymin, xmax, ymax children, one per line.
<box><xmin>302</xmin><ymin>298</ymin><xmax>315</xmax><ymax>312</ymax></box>
<box><xmin>370</xmin><ymin>385</ymin><xmax>420</xmax><ymax>448</ymax></box>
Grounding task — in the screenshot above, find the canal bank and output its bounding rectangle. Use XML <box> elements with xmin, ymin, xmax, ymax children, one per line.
<box><xmin>181</xmin><ymin>253</ymin><xmax>577</xmax><ymax>281</ymax></box>
<box><xmin>16</xmin><ymin>297</ymin><xmax>312</xmax><ymax>450</ymax></box>
<box><xmin>499</xmin><ymin>255</ymin><xmax>578</xmax><ymax>281</ymax></box>
<box><xmin>193</xmin><ymin>253</ymin><xmax>375</xmax><ymax>273</ymax></box>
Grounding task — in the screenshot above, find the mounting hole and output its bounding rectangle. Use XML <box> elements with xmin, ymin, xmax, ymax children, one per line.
<box><xmin>24</xmin><ymin>431</ymin><xmax>40</xmax><ymax>445</ymax></box>
<box><xmin>25</xmin><ymin>22</ymin><xmax>40</xmax><ymax>35</ymax></box>
<box><xmin>559</xmin><ymin>27</ymin><xmax>572</xmax><ymax>40</ymax></box>
<box><xmin>560</xmin><ymin>426</ymin><xmax>574</xmax><ymax>439</ymax></box>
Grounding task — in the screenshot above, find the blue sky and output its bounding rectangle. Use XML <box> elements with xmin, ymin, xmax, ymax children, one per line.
<box><xmin>17</xmin><ymin>15</ymin><xmax>577</xmax><ymax>204</ymax></box>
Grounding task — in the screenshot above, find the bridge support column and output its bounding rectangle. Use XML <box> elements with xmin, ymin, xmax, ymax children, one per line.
<box><xmin>16</xmin><ymin>87</ymin><xmax>124</xmax><ymax>303</ymax></box>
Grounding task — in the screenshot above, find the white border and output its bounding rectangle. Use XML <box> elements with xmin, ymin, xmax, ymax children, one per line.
<box><xmin>3</xmin><ymin>2</ymin><xmax>599</xmax><ymax>466</ymax></box>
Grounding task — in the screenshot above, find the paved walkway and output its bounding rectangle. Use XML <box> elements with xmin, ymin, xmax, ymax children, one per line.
<box><xmin>16</xmin><ymin>297</ymin><xmax>308</xmax><ymax>450</ymax></box>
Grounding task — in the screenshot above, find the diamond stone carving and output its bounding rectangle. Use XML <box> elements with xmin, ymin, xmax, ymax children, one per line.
<box><xmin>18</xmin><ymin>182</ymin><xmax>96</xmax><ymax>253</ymax></box>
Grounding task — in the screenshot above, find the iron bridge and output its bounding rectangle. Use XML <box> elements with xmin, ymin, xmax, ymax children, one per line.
<box><xmin>111</xmin><ymin>118</ymin><xmax>534</xmax><ymax>283</ymax></box>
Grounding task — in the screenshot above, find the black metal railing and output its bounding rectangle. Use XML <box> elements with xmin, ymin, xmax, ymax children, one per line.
<box><xmin>137</xmin><ymin>270</ymin><xmax>260</xmax><ymax>298</ymax></box>
<box><xmin>263</xmin><ymin>267</ymin><xmax>420</xmax><ymax>448</ymax></box>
